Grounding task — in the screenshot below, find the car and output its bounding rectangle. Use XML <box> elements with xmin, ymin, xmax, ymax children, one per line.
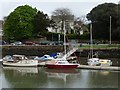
<box><xmin>24</xmin><ymin>41</ymin><xmax>35</xmax><ymax>45</ymax></box>
<box><xmin>11</xmin><ymin>41</ymin><xmax>22</xmax><ymax>45</ymax></box>
<box><xmin>0</xmin><ymin>40</ymin><xmax>7</xmax><ymax>45</ymax></box>
<box><xmin>39</xmin><ymin>41</ymin><xmax>51</xmax><ymax>45</ymax></box>
<box><xmin>55</xmin><ymin>41</ymin><xmax>63</xmax><ymax>45</ymax></box>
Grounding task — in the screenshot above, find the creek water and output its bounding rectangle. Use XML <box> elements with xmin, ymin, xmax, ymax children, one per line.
<box><xmin>0</xmin><ymin>66</ymin><xmax>119</xmax><ymax>89</ymax></box>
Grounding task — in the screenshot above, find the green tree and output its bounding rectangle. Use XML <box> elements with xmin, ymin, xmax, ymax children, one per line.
<box><xmin>33</xmin><ymin>11</ymin><xmax>50</xmax><ymax>36</ymax></box>
<box><xmin>113</xmin><ymin>3</ymin><xmax>120</xmax><ymax>40</ymax></box>
<box><xmin>87</xmin><ymin>3</ymin><xmax>118</xmax><ymax>40</ymax></box>
<box><xmin>3</xmin><ymin>5</ymin><xmax>37</xmax><ymax>41</ymax></box>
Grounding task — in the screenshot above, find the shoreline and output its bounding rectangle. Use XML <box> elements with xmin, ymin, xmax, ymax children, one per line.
<box><xmin>1</xmin><ymin>63</ymin><xmax>119</xmax><ymax>71</ymax></box>
<box><xmin>77</xmin><ymin>65</ymin><xmax>119</xmax><ymax>71</ymax></box>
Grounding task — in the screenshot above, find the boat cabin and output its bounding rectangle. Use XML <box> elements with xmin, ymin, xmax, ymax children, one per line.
<box><xmin>12</xmin><ymin>55</ymin><xmax>28</xmax><ymax>60</ymax></box>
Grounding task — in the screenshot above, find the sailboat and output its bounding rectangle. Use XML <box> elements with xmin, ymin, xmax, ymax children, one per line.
<box><xmin>87</xmin><ymin>23</ymin><xmax>112</xmax><ymax>66</ymax></box>
<box><xmin>45</xmin><ymin>21</ymin><xmax>79</xmax><ymax>69</ymax></box>
<box><xmin>87</xmin><ymin>24</ymin><xmax>99</xmax><ymax>66</ymax></box>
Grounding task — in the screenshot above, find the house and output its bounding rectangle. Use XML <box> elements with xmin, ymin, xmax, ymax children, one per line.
<box><xmin>48</xmin><ymin>15</ymin><xmax>87</xmax><ymax>35</ymax></box>
<box><xmin>49</xmin><ymin>15</ymin><xmax>75</xmax><ymax>34</ymax></box>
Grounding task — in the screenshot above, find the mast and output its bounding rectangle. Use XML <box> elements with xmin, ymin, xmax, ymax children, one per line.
<box><xmin>63</xmin><ymin>21</ymin><xmax>66</xmax><ymax>60</ymax></box>
<box><xmin>90</xmin><ymin>23</ymin><xmax>93</xmax><ymax>58</ymax></box>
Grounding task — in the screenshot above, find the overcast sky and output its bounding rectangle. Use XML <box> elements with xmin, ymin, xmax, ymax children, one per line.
<box><xmin>0</xmin><ymin>0</ymin><xmax>119</xmax><ymax>20</ymax></box>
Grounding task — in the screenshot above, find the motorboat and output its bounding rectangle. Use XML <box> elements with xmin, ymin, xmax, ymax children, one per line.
<box><xmin>2</xmin><ymin>55</ymin><xmax>38</xmax><ymax>67</ymax></box>
<box><xmin>45</xmin><ymin>60</ymin><xmax>78</xmax><ymax>69</ymax></box>
<box><xmin>99</xmin><ymin>59</ymin><xmax>112</xmax><ymax>66</ymax></box>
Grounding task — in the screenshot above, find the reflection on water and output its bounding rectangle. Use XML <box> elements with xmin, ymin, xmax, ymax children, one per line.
<box><xmin>0</xmin><ymin>67</ymin><xmax>2</xmax><ymax>90</ymax></box>
<box><xmin>2</xmin><ymin>67</ymin><xmax>47</xmax><ymax>88</ymax></box>
<box><xmin>1</xmin><ymin>66</ymin><xmax>119</xmax><ymax>88</ymax></box>
<box><xmin>44</xmin><ymin>69</ymin><xmax>80</xmax><ymax>88</ymax></box>
<box><xmin>3</xmin><ymin>67</ymin><xmax>38</xmax><ymax>74</ymax></box>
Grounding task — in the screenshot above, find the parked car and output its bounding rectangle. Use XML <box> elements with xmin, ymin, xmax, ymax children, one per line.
<box><xmin>0</xmin><ymin>40</ymin><xmax>7</xmax><ymax>45</ymax></box>
<box><xmin>11</xmin><ymin>41</ymin><xmax>22</xmax><ymax>45</ymax></box>
<box><xmin>39</xmin><ymin>41</ymin><xmax>51</xmax><ymax>45</ymax></box>
<box><xmin>24</xmin><ymin>41</ymin><xmax>35</xmax><ymax>45</ymax></box>
<box><xmin>54</xmin><ymin>41</ymin><xmax>63</xmax><ymax>45</ymax></box>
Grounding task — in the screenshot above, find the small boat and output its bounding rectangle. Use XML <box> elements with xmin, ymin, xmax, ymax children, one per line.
<box><xmin>2</xmin><ymin>55</ymin><xmax>38</xmax><ymax>67</ymax></box>
<box><xmin>45</xmin><ymin>60</ymin><xmax>78</xmax><ymax>69</ymax></box>
<box><xmin>99</xmin><ymin>59</ymin><xmax>112</xmax><ymax>66</ymax></box>
<box><xmin>87</xmin><ymin>53</ymin><xmax>112</xmax><ymax>66</ymax></box>
<box><xmin>34</xmin><ymin>55</ymin><xmax>54</xmax><ymax>66</ymax></box>
<box><xmin>87</xmin><ymin>58</ymin><xmax>100</xmax><ymax>66</ymax></box>
<box><xmin>34</xmin><ymin>53</ymin><xmax>64</xmax><ymax>66</ymax></box>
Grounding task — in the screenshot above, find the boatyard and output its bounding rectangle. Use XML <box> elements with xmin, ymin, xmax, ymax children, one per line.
<box><xmin>1</xmin><ymin>45</ymin><xmax>120</xmax><ymax>69</ymax></box>
<box><xmin>0</xmin><ymin>0</ymin><xmax>120</xmax><ymax>89</ymax></box>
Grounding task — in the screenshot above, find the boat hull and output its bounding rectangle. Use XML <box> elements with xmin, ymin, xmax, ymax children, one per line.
<box><xmin>46</xmin><ymin>64</ymin><xmax>78</xmax><ymax>69</ymax></box>
<box><xmin>2</xmin><ymin>60</ymin><xmax>38</xmax><ymax>67</ymax></box>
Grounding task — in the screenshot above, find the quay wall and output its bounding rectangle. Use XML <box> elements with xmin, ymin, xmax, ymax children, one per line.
<box><xmin>2</xmin><ymin>45</ymin><xmax>120</xmax><ymax>58</ymax></box>
<box><xmin>2</xmin><ymin>45</ymin><xmax>64</xmax><ymax>57</ymax></box>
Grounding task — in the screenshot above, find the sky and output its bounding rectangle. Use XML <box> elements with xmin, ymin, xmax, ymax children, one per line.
<box><xmin>0</xmin><ymin>0</ymin><xmax>119</xmax><ymax>20</ymax></box>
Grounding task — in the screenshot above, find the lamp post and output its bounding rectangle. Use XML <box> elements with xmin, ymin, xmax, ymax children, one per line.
<box><xmin>109</xmin><ymin>16</ymin><xmax>112</xmax><ymax>45</ymax></box>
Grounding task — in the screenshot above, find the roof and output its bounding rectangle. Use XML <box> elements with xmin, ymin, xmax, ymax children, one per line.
<box><xmin>13</xmin><ymin>55</ymin><xmax>25</xmax><ymax>57</ymax></box>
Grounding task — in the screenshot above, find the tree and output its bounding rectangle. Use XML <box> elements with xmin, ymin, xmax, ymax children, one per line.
<box><xmin>33</xmin><ymin>11</ymin><xmax>50</xmax><ymax>36</ymax></box>
<box><xmin>3</xmin><ymin>5</ymin><xmax>37</xmax><ymax>41</ymax></box>
<box><xmin>52</xmin><ymin>8</ymin><xmax>74</xmax><ymax>32</ymax></box>
<box><xmin>87</xmin><ymin>3</ymin><xmax>119</xmax><ymax>40</ymax></box>
<box><xmin>113</xmin><ymin>2</ymin><xmax>120</xmax><ymax>40</ymax></box>
<box><xmin>74</xmin><ymin>16</ymin><xmax>89</xmax><ymax>35</ymax></box>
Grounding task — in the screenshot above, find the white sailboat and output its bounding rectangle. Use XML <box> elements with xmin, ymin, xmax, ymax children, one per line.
<box><xmin>87</xmin><ymin>24</ymin><xmax>100</xmax><ymax>66</ymax></box>
<box><xmin>87</xmin><ymin>23</ymin><xmax>112</xmax><ymax>66</ymax></box>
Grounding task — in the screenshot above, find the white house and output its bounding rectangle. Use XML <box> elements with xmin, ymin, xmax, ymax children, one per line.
<box><xmin>48</xmin><ymin>15</ymin><xmax>85</xmax><ymax>35</ymax></box>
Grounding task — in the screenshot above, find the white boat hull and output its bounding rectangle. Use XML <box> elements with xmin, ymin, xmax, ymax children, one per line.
<box><xmin>87</xmin><ymin>58</ymin><xmax>100</xmax><ymax>66</ymax></box>
<box><xmin>3</xmin><ymin>60</ymin><xmax>38</xmax><ymax>67</ymax></box>
<box><xmin>87</xmin><ymin>58</ymin><xmax>112</xmax><ymax>66</ymax></box>
<box><xmin>38</xmin><ymin>61</ymin><xmax>46</xmax><ymax>66</ymax></box>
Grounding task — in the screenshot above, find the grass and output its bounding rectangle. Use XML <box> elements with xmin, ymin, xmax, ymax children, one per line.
<box><xmin>77</xmin><ymin>44</ymin><xmax>120</xmax><ymax>49</ymax></box>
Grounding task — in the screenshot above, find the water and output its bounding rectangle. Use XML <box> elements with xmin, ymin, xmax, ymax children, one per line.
<box><xmin>0</xmin><ymin>66</ymin><xmax>119</xmax><ymax>89</ymax></box>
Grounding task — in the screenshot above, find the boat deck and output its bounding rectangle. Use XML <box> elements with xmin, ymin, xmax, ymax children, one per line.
<box><xmin>77</xmin><ymin>65</ymin><xmax>119</xmax><ymax>71</ymax></box>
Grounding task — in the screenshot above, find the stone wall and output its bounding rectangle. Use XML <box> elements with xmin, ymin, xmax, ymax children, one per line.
<box><xmin>2</xmin><ymin>45</ymin><xmax>120</xmax><ymax>58</ymax></box>
<box><xmin>2</xmin><ymin>45</ymin><xmax>64</xmax><ymax>57</ymax></box>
